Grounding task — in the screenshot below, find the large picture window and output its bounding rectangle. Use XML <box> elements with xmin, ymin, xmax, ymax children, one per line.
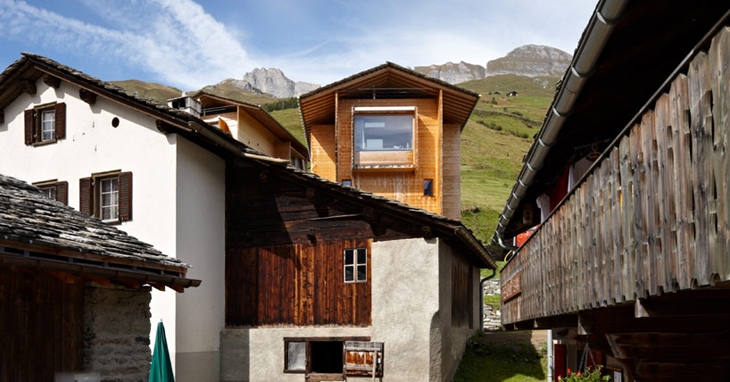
<box><xmin>352</xmin><ymin>106</ymin><xmax>416</xmax><ymax>168</ymax></box>
<box><xmin>354</xmin><ymin>115</ymin><xmax>413</xmax><ymax>152</ymax></box>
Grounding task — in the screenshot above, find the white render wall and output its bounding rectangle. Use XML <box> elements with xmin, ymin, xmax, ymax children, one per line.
<box><xmin>0</xmin><ymin>78</ymin><xmax>226</xmax><ymax>379</ymax></box>
<box><xmin>219</xmin><ymin>237</ymin><xmax>473</xmax><ymax>382</ymax></box>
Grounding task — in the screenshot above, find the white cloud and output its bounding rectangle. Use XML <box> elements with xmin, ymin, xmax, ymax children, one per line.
<box><xmin>0</xmin><ymin>0</ymin><xmax>256</xmax><ymax>89</ymax></box>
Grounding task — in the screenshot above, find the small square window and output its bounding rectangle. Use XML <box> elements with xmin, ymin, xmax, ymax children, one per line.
<box><xmin>25</xmin><ymin>102</ymin><xmax>65</xmax><ymax>145</ymax></box>
<box><xmin>342</xmin><ymin>179</ymin><xmax>352</xmax><ymax>187</ymax></box>
<box><xmin>423</xmin><ymin>179</ymin><xmax>433</xmax><ymax>196</ymax></box>
<box><xmin>344</xmin><ymin>248</ymin><xmax>367</xmax><ymax>283</ymax></box>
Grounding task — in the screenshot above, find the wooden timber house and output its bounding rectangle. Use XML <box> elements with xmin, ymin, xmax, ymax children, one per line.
<box><xmin>0</xmin><ymin>173</ymin><xmax>199</xmax><ymax>381</ymax></box>
<box><xmin>493</xmin><ymin>1</ymin><xmax>730</xmax><ymax>381</ymax></box>
<box><xmin>299</xmin><ymin>62</ymin><xmax>479</xmax><ymax>220</ymax></box>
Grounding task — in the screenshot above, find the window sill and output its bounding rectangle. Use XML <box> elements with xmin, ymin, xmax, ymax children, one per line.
<box><xmin>352</xmin><ymin>164</ymin><xmax>416</xmax><ymax>172</ymax></box>
<box><xmin>31</xmin><ymin>139</ymin><xmax>58</xmax><ymax>147</ymax></box>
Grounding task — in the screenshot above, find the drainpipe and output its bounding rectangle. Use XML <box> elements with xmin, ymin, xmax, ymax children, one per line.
<box><xmin>480</xmin><ymin>268</ymin><xmax>497</xmax><ymax>332</ymax></box>
<box><xmin>548</xmin><ymin>329</ymin><xmax>554</xmax><ymax>382</ymax></box>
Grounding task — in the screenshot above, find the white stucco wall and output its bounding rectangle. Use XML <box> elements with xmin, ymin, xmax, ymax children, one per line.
<box><xmin>0</xmin><ymin>77</ymin><xmax>226</xmax><ymax>379</ymax></box>
<box><xmin>174</xmin><ymin>137</ymin><xmax>226</xmax><ymax>381</ymax></box>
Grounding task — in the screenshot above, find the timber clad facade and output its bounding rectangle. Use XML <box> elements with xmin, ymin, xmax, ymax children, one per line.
<box><xmin>300</xmin><ymin>63</ymin><xmax>479</xmax><ymax>220</ymax></box>
<box><xmin>495</xmin><ymin>2</ymin><xmax>730</xmax><ymax>381</ymax></box>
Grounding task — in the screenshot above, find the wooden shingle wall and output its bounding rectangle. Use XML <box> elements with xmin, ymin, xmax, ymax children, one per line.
<box><xmin>501</xmin><ymin>26</ymin><xmax>730</xmax><ymax>325</ymax></box>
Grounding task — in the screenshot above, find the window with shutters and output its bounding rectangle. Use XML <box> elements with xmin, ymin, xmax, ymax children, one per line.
<box><xmin>79</xmin><ymin>171</ymin><xmax>132</xmax><ymax>224</ymax></box>
<box><xmin>24</xmin><ymin>102</ymin><xmax>66</xmax><ymax>145</ymax></box>
<box><xmin>32</xmin><ymin>179</ymin><xmax>68</xmax><ymax>205</ymax></box>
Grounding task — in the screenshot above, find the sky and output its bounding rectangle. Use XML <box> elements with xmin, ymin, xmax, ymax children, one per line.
<box><xmin>0</xmin><ymin>0</ymin><xmax>597</xmax><ymax>91</ymax></box>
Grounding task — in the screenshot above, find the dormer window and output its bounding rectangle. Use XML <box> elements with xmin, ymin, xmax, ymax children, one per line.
<box><xmin>353</xmin><ymin>106</ymin><xmax>416</xmax><ymax>169</ymax></box>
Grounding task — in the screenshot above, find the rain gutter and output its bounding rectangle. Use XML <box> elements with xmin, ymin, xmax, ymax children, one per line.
<box><xmin>493</xmin><ymin>0</ymin><xmax>628</xmax><ymax>247</ymax></box>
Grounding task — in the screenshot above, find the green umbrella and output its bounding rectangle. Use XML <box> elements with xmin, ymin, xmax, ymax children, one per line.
<box><xmin>149</xmin><ymin>320</ymin><xmax>175</xmax><ymax>382</ymax></box>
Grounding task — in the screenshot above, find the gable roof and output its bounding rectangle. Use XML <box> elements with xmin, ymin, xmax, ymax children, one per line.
<box><xmin>0</xmin><ymin>173</ymin><xmax>200</xmax><ymax>290</ymax></box>
<box><xmin>193</xmin><ymin>91</ymin><xmax>309</xmax><ymax>159</ymax></box>
<box><xmin>493</xmin><ymin>0</ymin><xmax>730</xmax><ymax>242</ymax></box>
<box><xmin>298</xmin><ymin>62</ymin><xmax>480</xmax><ymax>148</ymax></box>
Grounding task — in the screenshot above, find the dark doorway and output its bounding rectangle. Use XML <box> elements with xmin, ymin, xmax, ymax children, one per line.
<box><xmin>310</xmin><ymin>341</ymin><xmax>343</xmax><ymax>374</ymax></box>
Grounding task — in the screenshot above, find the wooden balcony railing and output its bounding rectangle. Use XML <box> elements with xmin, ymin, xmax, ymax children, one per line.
<box><xmin>501</xmin><ymin>26</ymin><xmax>730</xmax><ymax>326</ymax></box>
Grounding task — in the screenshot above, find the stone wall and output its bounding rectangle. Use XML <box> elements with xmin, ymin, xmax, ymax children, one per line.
<box><xmin>84</xmin><ymin>284</ymin><xmax>152</xmax><ymax>382</ymax></box>
<box><xmin>482</xmin><ymin>279</ymin><xmax>502</xmax><ymax>331</ymax></box>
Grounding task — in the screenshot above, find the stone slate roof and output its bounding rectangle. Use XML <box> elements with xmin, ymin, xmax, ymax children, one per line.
<box><xmin>0</xmin><ymin>173</ymin><xmax>188</xmax><ymax>270</ymax></box>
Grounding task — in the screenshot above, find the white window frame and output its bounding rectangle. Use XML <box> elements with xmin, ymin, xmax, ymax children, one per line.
<box><xmin>344</xmin><ymin>248</ymin><xmax>367</xmax><ymax>283</ymax></box>
<box><xmin>99</xmin><ymin>177</ymin><xmax>119</xmax><ymax>222</ymax></box>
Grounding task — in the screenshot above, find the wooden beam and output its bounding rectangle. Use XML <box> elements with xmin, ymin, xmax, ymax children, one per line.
<box><xmin>43</xmin><ymin>74</ymin><xmax>60</xmax><ymax>89</ymax></box>
<box><xmin>19</xmin><ymin>78</ymin><xmax>36</xmax><ymax>95</ymax></box>
<box><xmin>84</xmin><ymin>274</ymin><xmax>112</xmax><ymax>287</ymax></box>
<box><xmin>79</xmin><ymin>88</ymin><xmax>97</xmax><ymax>105</ymax></box>
<box><xmin>156</xmin><ymin>120</ymin><xmax>174</xmax><ymax>134</ymax></box>
<box><xmin>607</xmin><ymin>332</ymin><xmax>730</xmax><ymax>361</ymax></box>
<box><xmin>116</xmin><ymin>278</ymin><xmax>142</xmax><ymax>290</ymax></box>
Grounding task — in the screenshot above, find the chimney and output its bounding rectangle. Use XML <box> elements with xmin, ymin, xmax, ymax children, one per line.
<box><xmin>168</xmin><ymin>93</ymin><xmax>202</xmax><ymax>118</ymax></box>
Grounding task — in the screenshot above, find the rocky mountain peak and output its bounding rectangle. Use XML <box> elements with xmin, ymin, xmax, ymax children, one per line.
<box><xmin>414</xmin><ymin>61</ymin><xmax>486</xmax><ymax>84</ymax></box>
<box><xmin>230</xmin><ymin>68</ymin><xmax>319</xmax><ymax>98</ymax></box>
<box><xmin>486</xmin><ymin>45</ymin><xmax>572</xmax><ymax>78</ymax></box>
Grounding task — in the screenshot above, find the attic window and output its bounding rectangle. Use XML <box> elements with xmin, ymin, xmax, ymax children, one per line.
<box><xmin>33</xmin><ymin>179</ymin><xmax>68</xmax><ymax>205</ymax></box>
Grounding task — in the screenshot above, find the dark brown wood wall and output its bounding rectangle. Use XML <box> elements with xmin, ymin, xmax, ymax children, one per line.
<box><xmin>451</xmin><ymin>252</ymin><xmax>472</xmax><ymax>328</ymax></box>
<box><xmin>226</xmin><ymin>165</ymin><xmax>374</xmax><ymax>326</ymax></box>
<box><xmin>0</xmin><ymin>266</ymin><xmax>83</xmax><ymax>382</ymax></box>
<box><xmin>226</xmin><ymin>240</ymin><xmax>371</xmax><ymax>327</ymax></box>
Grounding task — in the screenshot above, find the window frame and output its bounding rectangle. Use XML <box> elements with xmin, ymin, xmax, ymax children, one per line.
<box><xmin>79</xmin><ymin>171</ymin><xmax>132</xmax><ymax>224</ymax></box>
<box><xmin>343</xmin><ymin>248</ymin><xmax>367</xmax><ymax>283</ymax></box>
<box><xmin>352</xmin><ymin>106</ymin><xmax>417</xmax><ymax>169</ymax></box>
<box><xmin>283</xmin><ymin>337</ymin><xmax>371</xmax><ymax>374</ymax></box>
<box><xmin>32</xmin><ymin>179</ymin><xmax>68</xmax><ymax>205</ymax></box>
<box><xmin>24</xmin><ymin>102</ymin><xmax>66</xmax><ymax>146</ymax></box>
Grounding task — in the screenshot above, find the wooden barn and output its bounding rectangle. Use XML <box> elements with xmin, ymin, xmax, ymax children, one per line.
<box><xmin>299</xmin><ymin>62</ymin><xmax>479</xmax><ymax>220</ymax></box>
<box><xmin>494</xmin><ymin>1</ymin><xmax>730</xmax><ymax>381</ymax></box>
<box><xmin>221</xmin><ymin>146</ymin><xmax>496</xmax><ymax>381</ymax></box>
<box><xmin>0</xmin><ymin>174</ymin><xmax>199</xmax><ymax>381</ymax></box>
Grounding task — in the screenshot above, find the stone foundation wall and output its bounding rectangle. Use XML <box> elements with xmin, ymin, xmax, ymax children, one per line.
<box><xmin>84</xmin><ymin>284</ymin><xmax>152</xmax><ymax>382</ymax></box>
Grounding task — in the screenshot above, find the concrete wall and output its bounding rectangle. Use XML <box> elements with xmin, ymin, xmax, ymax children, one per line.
<box><xmin>219</xmin><ymin>237</ymin><xmax>478</xmax><ymax>382</ymax></box>
<box><xmin>84</xmin><ymin>284</ymin><xmax>152</xmax><ymax>382</ymax></box>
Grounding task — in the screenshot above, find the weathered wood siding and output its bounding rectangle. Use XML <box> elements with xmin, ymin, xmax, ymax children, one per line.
<box><xmin>226</xmin><ymin>165</ymin><xmax>375</xmax><ymax>327</ymax></box>
<box><xmin>0</xmin><ymin>267</ymin><xmax>84</xmax><ymax>381</ymax></box>
<box><xmin>501</xmin><ymin>27</ymin><xmax>730</xmax><ymax>325</ymax></box>
<box><xmin>451</xmin><ymin>251</ymin><xmax>473</xmax><ymax>327</ymax></box>
<box><xmin>226</xmin><ymin>240</ymin><xmax>371</xmax><ymax>327</ymax></box>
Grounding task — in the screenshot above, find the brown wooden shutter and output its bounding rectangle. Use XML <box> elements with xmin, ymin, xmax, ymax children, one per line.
<box><xmin>55</xmin><ymin>102</ymin><xmax>66</xmax><ymax>139</ymax></box>
<box><xmin>24</xmin><ymin>109</ymin><xmax>34</xmax><ymax>145</ymax></box>
<box><xmin>56</xmin><ymin>181</ymin><xmax>68</xmax><ymax>205</ymax></box>
<box><xmin>118</xmin><ymin>172</ymin><xmax>132</xmax><ymax>222</ymax></box>
<box><xmin>79</xmin><ymin>177</ymin><xmax>93</xmax><ymax>216</ymax></box>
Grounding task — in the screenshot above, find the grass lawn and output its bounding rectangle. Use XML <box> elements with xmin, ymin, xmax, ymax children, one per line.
<box><xmin>454</xmin><ymin>331</ymin><xmax>548</xmax><ymax>382</ymax></box>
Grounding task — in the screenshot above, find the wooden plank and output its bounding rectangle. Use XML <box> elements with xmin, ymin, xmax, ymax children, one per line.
<box><xmin>619</xmin><ymin>135</ymin><xmax>634</xmax><ymax>301</ymax></box>
<box><xmin>669</xmin><ymin>74</ymin><xmax>694</xmax><ymax>290</ymax></box>
<box><xmin>609</xmin><ymin>147</ymin><xmax>624</xmax><ymax>303</ymax></box>
<box><xmin>630</xmin><ymin>124</ymin><xmax>645</xmax><ymax>298</ymax></box>
<box><xmin>654</xmin><ymin>94</ymin><xmax>670</xmax><ymax>293</ymax></box>
<box><xmin>687</xmin><ymin>51</ymin><xmax>715</xmax><ymax>286</ymax></box>
<box><xmin>640</xmin><ymin>110</ymin><xmax>658</xmax><ymax>296</ymax></box>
